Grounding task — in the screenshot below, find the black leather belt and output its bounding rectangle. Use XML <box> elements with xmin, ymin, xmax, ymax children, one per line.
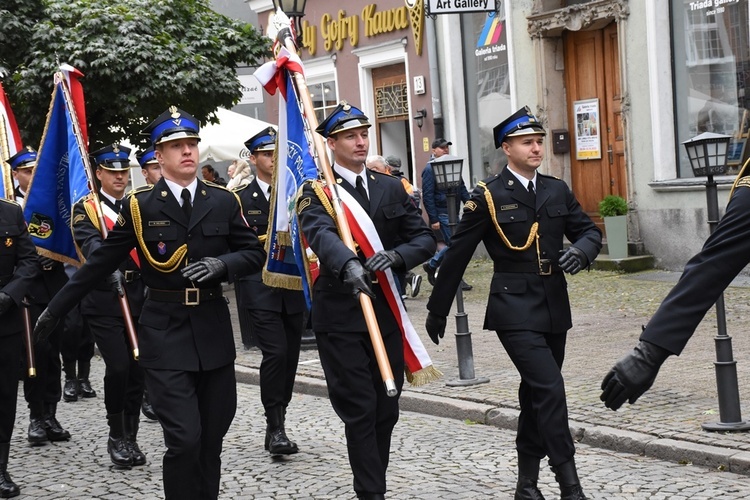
<box><xmin>146</xmin><ymin>286</ymin><xmax>223</xmax><ymax>306</ymax></box>
<box><xmin>495</xmin><ymin>260</ymin><xmax>559</xmax><ymax>275</ymax></box>
<box><xmin>124</xmin><ymin>270</ymin><xmax>141</xmax><ymax>283</ymax></box>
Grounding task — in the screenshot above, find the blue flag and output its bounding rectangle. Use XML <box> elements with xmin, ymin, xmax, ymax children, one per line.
<box><xmin>24</xmin><ymin>81</ymin><xmax>90</xmax><ymax>264</ymax></box>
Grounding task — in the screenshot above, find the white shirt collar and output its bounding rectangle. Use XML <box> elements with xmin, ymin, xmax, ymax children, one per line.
<box><xmin>507</xmin><ymin>166</ymin><xmax>537</xmax><ymax>192</ymax></box>
<box><xmin>256</xmin><ymin>178</ymin><xmax>271</xmax><ymax>200</ymax></box>
<box><xmin>99</xmin><ymin>189</ymin><xmax>119</xmax><ymax>206</ymax></box>
<box><xmin>164</xmin><ymin>178</ymin><xmax>198</xmax><ymax>206</ymax></box>
<box><xmin>334</xmin><ymin>163</ymin><xmax>368</xmax><ymax>195</ymax></box>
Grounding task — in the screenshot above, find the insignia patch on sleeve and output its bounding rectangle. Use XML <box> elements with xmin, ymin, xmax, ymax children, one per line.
<box><xmin>72</xmin><ymin>214</ymin><xmax>86</xmax><ymax>225</ymax></box>
<box><xmin>117</xmin><ymin>213</ymin><xmax>126</xmax><ymax>226</ymax></box>
<box><xmin>297</xmin><ymin>197</ymin><xmax>311</xmax><ymax>213</ymax></box>
<box><xmin>736</xmin><ymin>177</ymin><xmax>750</xmax><ymax>189</ymax></box>
<box><xmin>464</xmin><ymin>200</ymin><xmax>477</xmax><ymax>212</ymax></box>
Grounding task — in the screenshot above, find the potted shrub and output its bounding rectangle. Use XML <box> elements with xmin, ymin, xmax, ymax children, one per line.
<box><xmin>598</xmin><ymin>195</ymin><xmax>628</xmax><ymax>259</ymax></box>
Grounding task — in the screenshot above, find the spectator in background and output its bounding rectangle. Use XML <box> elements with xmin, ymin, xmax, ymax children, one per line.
<box><xmin>421</xmin><ymin>139</ymin><xmax>472</xmax><ymax>291</ymax></box>
<box><xmin>201</xmin><ymin>164</ymin><xmax>215</xmax><ymax>181</ymax></box>
<box><xmin>366</xmin><ymin>155</ymin><xmax>390</xmax><ymax>174</ymax></box>
<box><xmin>212</xmin><ymin>168</ymin><xmax>228</xmax><ymax>187</ymax></box>
<box><xmin>226</xmin><ymin>159</ymin><xmax>253</xmax><ymax>190</ymax></box>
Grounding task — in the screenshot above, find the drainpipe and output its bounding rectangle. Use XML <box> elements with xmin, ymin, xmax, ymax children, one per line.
<box><xmin>426</xmin><ymin>15</ymin><xmax>444</xmax><ymax>139</ymax></box>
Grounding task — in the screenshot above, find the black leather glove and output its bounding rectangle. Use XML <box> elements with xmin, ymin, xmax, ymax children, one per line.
<box><xmin>0</xmin><ymin>292</ymin><xmax>13</xmax><ymax>315</ymax></box>
<box><xmin>33</xmin><ymin>308</ymin><xmax>60</xmax><ymax>344</ymax></box>
<box><xmin>558</xmin><ymin>246</ymin><xmax>588</xmax><ymax>275</ymax></box>
<box><xmin>364</xmin><ymin>250</ymin><xmax>404</xmax><ymax>272</ymax></box>
<box><xmin>107</xmin><ymin>270</ymin><xmax>126</xmax><ymax>297</ymax></box>
<box><xmin>38</xmin><ymin>255</ymin><xmax>57</xmax><ymax>270</ymax></box>
<box><xmin>341</xmin><ymin>259</ymin><xmax>375</xmax><ymax>300</ymax></box>
<box><xmin>181</xmin><ymin>257</ymin><xmax>228</xmax><ymax>283</ymax></box>
<box><xmin>425</xmin><ymin>312</ymin><xmax>447</xmax><ymax>345</ymax></box>
<box><xmin>600</xmin><ymin>340</ymin><xmax>671</xmax><ymax>410</ymax></box>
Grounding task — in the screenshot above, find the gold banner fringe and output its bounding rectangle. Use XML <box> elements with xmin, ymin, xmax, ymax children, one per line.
<box><xmin>405</xmin><ymin>364</ymin><xmax>443</xmax><ymax>386</ymax></box>
<box><xmin>262</xmin><ymin>267</ymin><xmax>303</xmax><ymax>290</ymax></box>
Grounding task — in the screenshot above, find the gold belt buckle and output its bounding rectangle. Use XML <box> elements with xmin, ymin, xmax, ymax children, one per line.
<box><xmin>185</xmin><ymin>288</ymin><xmax>200</xmax><ymax>306</ymax></box>
<box><xmin>538</xmin><ymin>259</ymin><xmax>552</xmax><ymax>276</ymax></box>
<box><xmin>124</xmin><ymin>270</ymin><xmax>135</xmax><ymax>282</ymax></box>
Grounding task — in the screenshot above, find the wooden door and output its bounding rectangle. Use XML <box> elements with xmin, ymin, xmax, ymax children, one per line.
<box><xmin>564</xmin><ymin>22</ymin><xmax>625</xmax><ymax>223</ymax></box>
<box><xmin>372</xmin><ymin>64</ymin><xmax>413</xmax><ymax>178</ymax></box>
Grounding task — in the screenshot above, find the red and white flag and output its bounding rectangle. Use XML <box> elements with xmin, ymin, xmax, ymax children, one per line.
<box><xmin>0</xmin><ymin>81</ymin><xmax>23</xmax><ymax>158</ymax></box>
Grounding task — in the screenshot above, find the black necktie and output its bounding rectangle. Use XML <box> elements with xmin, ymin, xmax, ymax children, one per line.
<box><xmin>181</xmin><ymin>188</ymin><xmax>192</xmax><ymax>219</ymax></box>
<box><xmin>527</xmin><ymin>181</ymin><xmax>536</xmax><ymax>206</ymax></box>
<box><xmin>113</xmin><ymin>199</ymin><xmax>122</xmax><ymax>212</ymax></box>
<box><xmin>355</xmin><ymin>176</ymin><xmax>370</xmax><ymax>212</ymax></box>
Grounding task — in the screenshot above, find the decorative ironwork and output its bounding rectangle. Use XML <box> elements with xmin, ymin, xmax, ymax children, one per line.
<box><xmin>375</xmin><ymin>81</ymin><xmax>408</xmax><ymax>119</ymax></box>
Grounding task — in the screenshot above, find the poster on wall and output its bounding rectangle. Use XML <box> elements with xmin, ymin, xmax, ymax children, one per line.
<box><xmin>573</xmin><ymin>98</ymin><xmax>602</xmax><ymax>160</ymax></box>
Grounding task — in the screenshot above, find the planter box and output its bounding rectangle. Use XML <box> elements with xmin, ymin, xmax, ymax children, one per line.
<box><xmin>603</xmin><ymin>215</ymin><xmax>628</xmax><ymax>259</ymax></box>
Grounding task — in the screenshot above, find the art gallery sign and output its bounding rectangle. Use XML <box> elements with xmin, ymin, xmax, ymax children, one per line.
<box><xmin>426</xmin><ymin>0</ymin><xmax>499</xmax><ymax>15</ymax></box>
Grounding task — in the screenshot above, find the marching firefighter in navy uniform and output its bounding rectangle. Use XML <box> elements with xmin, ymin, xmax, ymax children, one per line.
<box><xmin>426</xmin><ymin>107</ymin><xmax>602</xmax><ymax>500</ymax></box>
<box><xmin>235</xmin><ymin>127</ymin><xmax>306</xmax><ymax>455</ymax></box>
<box><xmin>0</xmin><ymin>194</ymin><xmax>40</xmax><ymax>498</ymax></box>
<box><xmin>71</xmin><ymin>144</ymin><xmax>147</xmax><ymax>467</ymax></box>
<box><xmin>33</xmin><ymin>106</ymin><xmax>265</xmax><ymax>500</ymax></box>
<box><xmin>296</xmin><ymin>102</ymin><xmax>436</xmax><ymax>500</ymax></box>
<box><xmin>8</xmin><ymin>147</ymin><xmax>72</xmax><ymax>446</ymax></box>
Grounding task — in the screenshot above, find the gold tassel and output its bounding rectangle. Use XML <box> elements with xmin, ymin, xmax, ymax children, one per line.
<box><xmin>405</xmin><ymin>365</ymin><xmax>443</xmax><ymax>386</ymax></box>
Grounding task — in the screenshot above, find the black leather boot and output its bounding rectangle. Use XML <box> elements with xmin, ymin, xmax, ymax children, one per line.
<box><xmin>107</xmin><ymin>413</ymin><xmax>133</xmax><ymax>468</ymax></box>
<box><xmin>124</xmin><ymin>415</ymin><xmax>146</xmax><ymax>466</ymax></box>
<box><xmin>78</xmin><ymin>361</ymin><xmax>96</xmax><ymax>398</ymax></box>
<box><xmin>552</xmin><ymin>458</ymin><xmax>588</xmax><ymax>500</ymax></box>
<box><xmin>515</xmin><ymin>453</ymin><xmax>545</xmax><ymax>500</ymax></box>
<box><xmin>62</xmin><ymin>379</ymin><xmax>79</xmax><ymax>402</ymax></box>
<box><xmin>264</xmin><ymin>406</ymin><xmax>298</xmax><ymax>455</ymax></box>
<box><xmin>141</xmin><ymin>389</ymin><xmax>157</xmax><ymax>421</ymax></box>
<box><xmin>356</xmin><ymin>494</ymin><xmax>385</xmax><ymax>500</ymax></box>
<box><xmin>0</xmin><ymin>442</ymin><xmax>20</xmax><ymax>498</ymax></box>
<box><xmin>43</xmin><ymin>403</ymin><xmax>71</xmax><ymax>441</ymax></box>
<box><xmin>27</xmin><ymin>403</ymin><xmax>47</xmax><ymax>445</ymax></box>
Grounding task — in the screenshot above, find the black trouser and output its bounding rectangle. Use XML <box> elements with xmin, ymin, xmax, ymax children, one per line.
<box><xmin>497</xmin><ymin>329</ymin><xmax>575</xmax><ymax>466</ymax></box>
<box><xmin>248</xmin><ymin>306</ymin><xmax>303</xmax><ymax>411</ymax></box>
<box><xmin>0</xmin><ymin>333</ymin><xmax>22</xmax><ymax>442</ymax></box>
<box><xmin>60</xmin><ymin>304</ymin><xmax>95</xmax><ymax>379</ymax></box>
<box><xmin>316</xmin><ymin>328</ymin><xmax>404</xmax><ymax>496</ymax></box>
<box><xmin>23</xmin><ymin>303</ymin><xmax>63</xmax><ymax>408</ymax></box>
<box><xmin>87</xmin><ymin>314</ymin><xmax>144</xmax><ymax>415</ymax></box>
<box><xmin>145</xmin><ymin>363</ymin><xmax>236</xmax><ymax>500</ymax></box>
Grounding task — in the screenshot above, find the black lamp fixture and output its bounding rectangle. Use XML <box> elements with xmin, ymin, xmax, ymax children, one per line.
<box><xmin>413</xmin><ymin>108</ymin><xmax>427</xmax><ymax>130</ymax></box>
<box><xmin>430</xmin><ymin>154</ymin><xmax>464</xmax><ymax>191</ymax></box>
<box><xmin>682</xmin><ymin>131</ymin><xmax>730</xmax><ymax>177</ymax></box>
<box><xmin>272</xmin><ymin>0</ymin><xmax>307</xmax><ymax>45</ymax></box>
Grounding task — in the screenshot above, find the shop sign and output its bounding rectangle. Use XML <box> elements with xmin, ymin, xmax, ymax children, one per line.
<box><xmin>573</xmin><ymin>98</ymin><xmax>601</xmax><ymax>160</ymax></box>
<box><xmin>426</xmin><ymin>0</ymin><xmax>498</xmax><ymax>15</ymax></box>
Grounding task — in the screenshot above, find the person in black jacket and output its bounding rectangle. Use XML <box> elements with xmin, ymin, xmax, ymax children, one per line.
<box><xmin>600</xmin><ymin>174</ymin><xmax>750</xmax><ymax>411</ymax></box>
<box><xmin>72</xmin><ymin>144</ymin><xmax>147</xmax><ymax>467</ymax></box>
<box><xmin>296</xmin><ymin>102</ymin><xmax>436</xmax><ymax>500</ymax></box>
<box><xmin>0</xmin><ymin>196</ymin><xmax>40</xmax><ymax>498</ymax></box>
<box><xmin>426</xmin><ymin>107</ymin><xmax>601</xmax><ymax>500</ymax></box>
<box><xmin>8</xmin><ymin>147</ymin><xmax>72</xmax><ymax>446</ymax></box>
<box><xmin>34</xmin><ymin>106</ymin><xmax>265</xmax><ymax>500</ymax></box>
<box><xmin>235</xmin><ymin>127</ymin><xmax>306</xmax><ymax>455</ymax></box>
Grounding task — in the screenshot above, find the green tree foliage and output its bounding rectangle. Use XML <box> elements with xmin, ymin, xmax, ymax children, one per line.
<box><xmin>2</xmin><ymin>0</ymin><xmax>270</xmax><ymax>149</ymax></box>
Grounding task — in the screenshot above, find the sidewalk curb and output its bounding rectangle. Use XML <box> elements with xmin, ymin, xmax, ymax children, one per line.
<box><xmin>235</xmin><ymin>364</ymin><xmax>750</xmax><ymax>475</ymax></box>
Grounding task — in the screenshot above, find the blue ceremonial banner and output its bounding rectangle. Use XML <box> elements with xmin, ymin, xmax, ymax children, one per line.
<box><xmin>263</xmin><ymin>69</ymin><xmax>318</xmax><ymax>305</ymax></box>
<box><xmin>24</xmin><ymin>80</ymin><xmax>90</xmax><ymax>264</ymax></box>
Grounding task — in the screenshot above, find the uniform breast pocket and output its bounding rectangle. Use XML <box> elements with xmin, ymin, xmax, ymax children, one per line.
<box><xmin>0</xmin><ymin>224</ymin><xmax>20</xmax><ymax>261</ymax></box>
<box><xmin>143</xmin><ymin>226</ymin><xmax>178</xmax><ymax>243</ymax></box>
<box><xmin>546</xmin><ymin>204</ymin><xmax>570</xmax><ymax>218</ymax></box>
<box><xmin>487</xmin><ymin>276</ymin><xmax>528</xmax><ymax>326</ymax></box>
<box><xmin>495</xmin><ymin>209</ymin><xmax>528</xmax><ymax>224</ymax></box>
<box><xmin>201</xmin><ymin>221</ymin><xmax>230</xmax><ymax>237</ymax></box>
<box><xmin>380</xmin><ymin>202</ymin><xmax>407</xmax><ymax>220</ymax></box>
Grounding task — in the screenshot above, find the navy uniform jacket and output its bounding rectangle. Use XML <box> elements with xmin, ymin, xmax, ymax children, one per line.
<box><xmin>0</xmin><ymin>199</ymin><xmax>40</xmax><ymax>336</ymax></box>
<box><xmin>234</xmin><ymin>179</ymin><xmax>305</xmax><ymax>314</ymax></box>
<box><xmin>72</xmin><ymin>194</ymin><xmax>145</xmax><ymax>317</ymax></box>
<box><xmin>46</xmin><ymin>178</ymin><xmax>265</xmax><ymax>370</ymax></box>
<box><xmin>427</xmin><ymin>166</ymin><xmax>601</xmax><ymax>333</ymax></box>
<box><xmin>297</xmin><ymin>169</ymin><xmax>436</xmax><ymax>333</ymax></box>
<box><xmin>640</xmin><ymin>178</ymin><xmax>750</xmax><ymax>355</ymax></box>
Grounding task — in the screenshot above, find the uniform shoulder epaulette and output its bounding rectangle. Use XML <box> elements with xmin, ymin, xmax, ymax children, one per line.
<box><xmin>0</xmin><ymin>197</ymin><xmax>20</xmax><ymax>206</ymax></box>
<box><xmin>537</xmin><ymin>171</ymin><xmax>561</xmax><ymax>180</ymax></box>
<box><xmin>203</xmin><ymin>180</ymin><xmax>229</xmax><ymax>191</ymax></box>
<box><xmin>735</xmin><ymin>176</ymin><xmax>750</xmax><ymax>189</ymax></box>
<box><xmin>231</xmin><ymin>183</ymin><xmax>249</xmax><ymax>193</ymax></box>
<box><xmin>481</xmin><ymin>174</ymin><xmax>503</xmax><ymax>187</ymax></box>
<box><xmin>127</xmin><ymin>184</ymin><xmax>154</xmax><ymax>198</ymax></box>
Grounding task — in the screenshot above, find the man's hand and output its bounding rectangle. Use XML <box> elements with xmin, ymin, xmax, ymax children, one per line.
<box><xmin>38</xmin><ymin>256</ymin><xmax>57</xmax><ymax>270</ymax></box>
<box><xmin>364</xmin><ymin>250</ymin><xmax>403</xmax><ymax>272</ymax></box>
<box><xmin>558</xmin><ymin>247</ymin><xmax>588</xmax><ymax>275</ymax></box>
<box><xmin>181</xmin><ymin>257</ymin><xmax>227</xmax><ymax>283</ymax></box>
<box><xmin>107</xmin><ymin>270</ymin><xmax>126</xmax><ymax>297</ymax></box>
<box><xmin>33</xmin><ymin>308</ymin><xmax>60</xmax><ymax>344</ymax></box>
<box><xmin>430</xmin><ymin>222</ymin><xmax>440</xmax><ymax>230</ymax></box>
<box><xmin>342</xmin><ymin>259</ymin><xmax>375</xmax><ymax>300</ymax></box>
<box><xmin>600</xmin><ymin>340</ymin><xmax>671</xmax><ymax>410</ymax></box>
<box><xmin>425</xmin><ymin>312</ymin><xmax>447</xmax><ymax>345</ymax></box>
<box><xmin>0</xmin><ymin>292</ymin><xmax>13</xmax><ymax>315</ymax></box>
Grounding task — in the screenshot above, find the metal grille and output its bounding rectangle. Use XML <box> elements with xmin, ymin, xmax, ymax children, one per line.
<box><xmin>375</xmin><ymin>81</ymin><xmax>408</xmax><ymax>119</ymax></box>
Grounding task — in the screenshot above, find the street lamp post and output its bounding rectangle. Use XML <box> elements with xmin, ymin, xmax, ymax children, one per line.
<box><xmin>430</xmin><ymin>155</ymin><xmax>489</xmax><ymax>387</ymax></box>
<box><xmin>683</xmin><ymin>132</ymin><xmax>750</xmax><ymax>432</ymax></box>
<box><xmin>271</xmin><ymin>0</ymin><xmax>307</xmax><ymax>45</ymax></box>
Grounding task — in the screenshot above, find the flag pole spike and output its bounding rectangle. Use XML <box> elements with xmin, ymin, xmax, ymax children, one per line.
<box><xmin>271</xmin><ymin>18</ymin><xmax>398</xmax><ymax>397</ymax></box>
